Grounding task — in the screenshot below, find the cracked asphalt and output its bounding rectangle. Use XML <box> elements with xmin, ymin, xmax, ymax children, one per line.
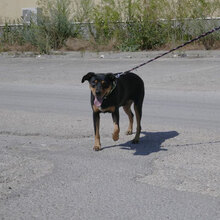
<box><xmin>0</xmin><ymin>51</ymin><xmax>220</xmax><ymax>220</ymax></box>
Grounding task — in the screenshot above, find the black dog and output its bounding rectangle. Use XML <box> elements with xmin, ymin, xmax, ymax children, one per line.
<box><xmin>82</xmin><ymin>72</ymin><xmax>145</xmax><ymax>151</ymax></box>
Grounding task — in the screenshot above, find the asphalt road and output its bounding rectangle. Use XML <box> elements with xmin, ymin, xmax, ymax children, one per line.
<box><xmin>0</xmin><ymin>51</ymin><xmax>220</xmax><ymax>220</ymax></box>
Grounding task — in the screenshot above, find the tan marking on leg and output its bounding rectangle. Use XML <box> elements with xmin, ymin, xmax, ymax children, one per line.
<box><xmin>112</xmin><ymin>122</ymin><xmax>120</xmax><ymax>141</ymax></box>
<box><xmin>133</xmin><ymin>105</ymin><xmax>141</xmax><ymax>144</ymax></box>
<box><xmin>93</xmin><ymin>105</ymin><xmax>100</xmax><ymax>113</ymax></box>
<box><xmin>123</xmin><ymin>101</ymin><xmax>133</xmax><ymax>135</ymax></box>
<box><xmin>94</xmin><ymin>117</ymin><xmax>101</xmax><ymax>151</ymax></box>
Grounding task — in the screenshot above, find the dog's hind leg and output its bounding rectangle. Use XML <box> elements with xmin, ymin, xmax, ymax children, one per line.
<box><xmin>132</xmin><ymin>102</ymin><xmax>142</xmax><ymax>144</ymax></box>
<box><xmin>123</xmin><ymin>100</ymin><xmax>134</xmax><ymax>135</ymax></box>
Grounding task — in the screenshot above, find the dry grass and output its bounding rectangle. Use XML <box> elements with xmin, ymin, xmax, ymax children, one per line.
<box><xmin>59</xmin><ymin>37</ymin><xmax>119</xmax><ymax>52</ymax></box>
<box><xmin>0</xmin><ymin>43</ymin><xmax>37</xmax><ymax>53</ymax></box>
<box><xmin>1</xmin><ymin>37</ymin><xmax>219</xmax><ymax>54</ymax></box>
<box><xmin>60</xmin><ymin>38</ymin><xmax>93</xmax><ymax>51</ymax></box>
<box><xmin>152</xmin><ymin>40</ymin><xmax>220</xmax><ymax>51</ymax></box>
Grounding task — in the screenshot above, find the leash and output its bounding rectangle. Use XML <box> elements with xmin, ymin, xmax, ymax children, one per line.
<box><xmin>115</xmin><ymin>25</ymin><xmax>220</xmax><ymax>78</ymax></box>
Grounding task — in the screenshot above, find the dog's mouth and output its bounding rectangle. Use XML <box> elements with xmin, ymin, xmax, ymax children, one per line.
<box><xmin>93</xmin><ymin>87</ymin><xmax>112</xmax><ymax>107</ymax></box>
<box><xmin>94</xmin><ymin>96</ymin><xmax>103</xmax><ymax>107</ymax></box>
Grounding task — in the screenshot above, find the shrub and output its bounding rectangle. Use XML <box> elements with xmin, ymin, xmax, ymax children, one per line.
<box><xmin>0</xmin><ymin>0</ymin><xmax>77</xmax><ymax>53</ymax></box>
<box><xmin>36</xmin><ymin>0</ymin><xmax>76</xmax><ymax>51</ymax></box>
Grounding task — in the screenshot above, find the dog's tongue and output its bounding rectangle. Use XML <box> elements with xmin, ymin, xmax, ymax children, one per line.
<box><xmin>94</xmin><ymin>97</ymin><xmax>103</xmax><ymax>107</ymax></box>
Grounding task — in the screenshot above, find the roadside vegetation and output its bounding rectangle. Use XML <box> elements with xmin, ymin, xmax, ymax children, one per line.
<box><xmin>0</xmin><ymin>0</ymin><xmax>220</xmax><ymax>53</ymax></box>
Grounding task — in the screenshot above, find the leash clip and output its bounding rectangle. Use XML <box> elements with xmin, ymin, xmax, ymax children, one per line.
<box><xmin>115</xmin><ymin>72</ymin><xmax>124</xmax><ymax>78</ymax></box>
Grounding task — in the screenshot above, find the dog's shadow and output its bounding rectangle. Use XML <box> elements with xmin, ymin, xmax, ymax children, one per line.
<box><xmin>102</xmin><ymin>131</ymin><xmax>179</xmax><ymax>155</ymax></box>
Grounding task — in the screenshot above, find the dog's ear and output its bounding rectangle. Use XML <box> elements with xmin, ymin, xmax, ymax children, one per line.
<box><xmin>81</xmin><ymin>72</ymin><xmax>95</xmax><ymax>83</ymax></box>
<box><xmin>106</xmin><ymin>73</ymin><xmax>116</xmax><ymax>82</ymax></box>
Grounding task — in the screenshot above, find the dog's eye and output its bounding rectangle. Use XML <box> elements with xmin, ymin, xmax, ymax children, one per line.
<box><xmin>91</xmin><ymin>80</ymin><xmax>98</xmax><ymax>88</ymax></box>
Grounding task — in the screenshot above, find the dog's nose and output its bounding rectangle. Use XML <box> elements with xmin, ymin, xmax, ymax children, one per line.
<box><xmin>96</xmin><ymin>91</ymin><xmax>101</xmax><ymax>96</ymax></box>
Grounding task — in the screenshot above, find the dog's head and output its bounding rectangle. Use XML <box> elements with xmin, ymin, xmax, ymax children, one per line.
<box><xmin>82</xmin><ymin>72</ymin><xmax>116</xmax><ymax>107</ymax></box>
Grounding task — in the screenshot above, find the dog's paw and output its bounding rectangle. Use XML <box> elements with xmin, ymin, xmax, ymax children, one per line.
<box><xmin>112</xmin><ymin>132</ymin><xmax>119</xmax><ymax>141</ymax></box>
<box><xmin>132</xmin><ymin>138</ymin><xmax>139</xmax><ymax>144</ymax></box>
<box><xmin>93</xmin><ymin>145</ymin><xmax>101</xmax><ymax>151</ymax></box>
<box><xmin>125</xmin><ymin>130</ymin><xmax>133</xmax><ymax>135</ymax></box>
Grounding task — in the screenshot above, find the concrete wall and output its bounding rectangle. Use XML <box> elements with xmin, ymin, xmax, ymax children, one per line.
<box><xmin>0</xmin><ymin>0</ymin><xmax>218</xmax><ymax>24</ymax></box>
<box><xmin>0</xmin><ymin>0</ymin><xmax>37</xmax><ymax>22</ymax></box>
<box><xmin>0</xmin><ymin>0</ymin><xmax>101</xmax><ymax>23</ymax></box>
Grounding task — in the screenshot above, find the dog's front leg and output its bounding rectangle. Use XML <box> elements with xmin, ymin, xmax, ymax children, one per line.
<box><xmin>93</xmin><ymin>112</ymin><xmax>101</xmax><ymax>151</ymax></box>
<box><xmin>112</xmin><ymin>108</ymin><xmax>120</xmax><ymax>141</ymax></box>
